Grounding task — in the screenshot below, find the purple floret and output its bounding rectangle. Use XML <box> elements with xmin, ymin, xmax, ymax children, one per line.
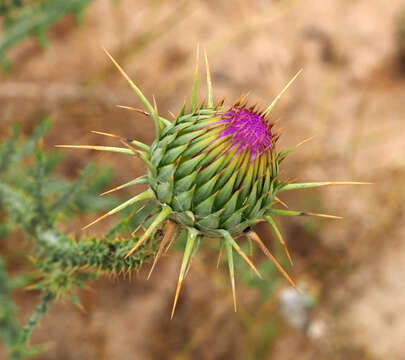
<box><xmin>214</xmin><ymin>107</ymin><xmax>272</xmax><ymax>161</ymax></box>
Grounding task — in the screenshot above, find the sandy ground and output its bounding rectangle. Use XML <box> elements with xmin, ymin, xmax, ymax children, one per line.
<box><xmin>1</xmin><ymin>0</ymin><xmax>405</xmax><ymax>359</ymax></box>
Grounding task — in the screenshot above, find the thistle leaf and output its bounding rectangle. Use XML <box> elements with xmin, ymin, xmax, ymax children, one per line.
<box><xmin>126</xmin><ymin>205</ymin><xmax>172</xmax><ymax>258</ymax></box>
<box><xmin>100</xmin><ymin>175</ymin><xmax>150</xmax><ymax>196</ymax></box>
<box><xmin>103</xmin><ymin>48</ymin><xmax>164</xmax><ymax>137</ymax></box>
<box><xmin>82</xmin><ymin>189</ymin><xmax>154</xmax><ymax>230</ymax></box>
<box><xmin>280</xmin><ymin>181</ymin><xmax>371</xmax><ymax>192</ymax></box>
<box><xmin>264</xmin><ymin>215</ymin><xmax>293</xmax><ymax>265</ymax></box>
<box><xmin>219</xmin><ymin>230</ymin><xmax>261</xmax><ymax>279</ymax></box>
<box><xmin>247</xmin><ymin>231</ymin><xmax>297</xmax><ymax>290</ymax></box>
<box><xmin>266</xmin><ymin>208</ymin><xmax>342</xmax><ymax>219</ymax></box>
<box><xmin>148</xmin><ymin>221</ymin><xmax>177</xmax><ymax>279</ymax></box>
<box><xmin>190</xmin><ymin>45</ymin><xmax>199</xmax><ymax>113</ymax></box>
<box><xmin>91</xmin><ymin>130</ymin><xmax>150</xmax><ymax>152</ymax></box>
<box><xmin>263</xmin><ymin>69</ymin><xmax>302</xmax><ymax>117</ymax></box>
<box><xmin>171</xmin><ymin>228</ymin><xmax>198</xmax><ymax>318</ymax></box>
<box><xmin>204</xmin><ymin>49</ymin><xmax>214</xmax><ymax>108</ymax></box>
<box><xmin>55</xmin><ymin>145</ymin><xmax>134</xmax><ymax>156</ymax></box>
<box><xmin>224</xmin><ymin>238</ymin><xmax>237</xmax><ymax>311</ymax></box>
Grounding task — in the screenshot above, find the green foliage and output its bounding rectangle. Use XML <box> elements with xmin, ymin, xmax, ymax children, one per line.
<box><xmin>0</xmin><ymin>259</ymin><xmax>20</xmax><ymax>349</ymax></box>
<box><xmin>0</xmin><ymin>0</ymin><xmax>94</xmax><ymax>70</ymax></box>
<box><xmin>0</xmin><ymin>119</ymin><xmax>154</xmax><ymax>359</ymax></box>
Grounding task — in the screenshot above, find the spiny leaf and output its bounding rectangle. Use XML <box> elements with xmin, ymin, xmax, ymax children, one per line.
<box><xmin>264</xmin><ymin>215</ymin><xmax>293</xmax><ymax>265</ymax></box>
<box><xmin>0</xmin><ymin>180</ymin><xmax>35</xmax><ymax>231</ymax></box>
<box><xmin>148</xmin><ymin>221</ymin><xmax>177</xmax><ymax>279</ymax></box>
<box><xmin>220</xmin><ymin>230</ymin><xmax>262</xmax><ymax>279</ymax></box>
<box><xmin>31</xmin><ymin>150</ymin><xmax>51</xmax><ymax>227</ymax></box>
<box><xmin>280</xmin><ymin>181</ymin><xmax>371</xmax><ymax>192</ymax></box>
<box><xmin>204</xmin><ymin>49</ymin><xmax>214</xmax><ymax>108</ymax></box>
<box><xmin>0</xmin><ymin>123</ymin><xmax>19</xmax><ymax>173</ymax></box>
<box><xmin>277</xmin><ymin>136</ymin><xmax>315</xmax><ymax>162</ymax></box>
<box><xmin>247</xmin><ymin>231</ymin><xmax>297</xmax><ymax>290</ymax></box>
<box><xmin>83</xmin><ymin>189</ymin><xmax>154</xmax><ymax>230</ymax></box>
<box><xmin>190</xmin><ymin>45</ymin><xmax>199</xmax><ymax>113</ymax></box>
<box><xmin>100</xmin><ymin>175</ymin><xmax>150</xmax><ymax>196</ymax></box>
<box><xmin>224</xmin><ymin>238</ymin><xmax>236</xmax><ymax>311</ymax></box>
<box><xmin>125</xmin><ymin>205</ymin><xmax>172</xmax><ymax>258</ymax></box>
<box><xmin>266</xmin><ymin>208</ymin><xmax>342</xmax><ymax>219</ymax></box>
<box><xmin>55</xmin><ymin>145</ymin><xmax>134</xmax><ymax>156</ymax></box>
<box><xmin>0</xmin><ymin>258</ymin><xmax>20</xmax><ymax>348</ymax></box>
<box><xmin>0</xmin><ymin>0</ymin><xmax>93</xmax><ymax>62</ymax></box>
<box><xmin>171</xmin><ymin>228</ymin><xmax>198</xmax><ymax>318</ymax></box>
<box><xmin>91</xmin><ymin>130</ymin><xmax>150</xmax><ymax>152</ymax></box>
<box><xmin>103</xmin><ymin>48</ymin><xmax>164</xmax><ymax>138</ymax></box>
<box><xmin>263</xmin><ymin>69</ymin><xmax>302</xmax><ymax>117</ymax></box>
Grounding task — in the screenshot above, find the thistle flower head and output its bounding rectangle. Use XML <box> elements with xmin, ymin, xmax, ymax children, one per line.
<box><xmin>57</xmin><ymin>48</ymin><xmax>368</xmax><ymax>317</ymax></box>
<box><xmin>150</xmin><ymin>99</ymin><xmax>280</xmax><ymax>239</ymax></box>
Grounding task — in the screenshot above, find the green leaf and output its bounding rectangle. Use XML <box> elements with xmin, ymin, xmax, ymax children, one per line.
<box><xmin>0</xmin><ymin>258</ymin><xmax>20</xmax><ymax>348</ymax></box>
<box><xmin>105</xmin><ymin>201</ymin><xmax>159</xmax><ymax>239</ymax></box>
<box><xmin>280</xmin><ymin>181</ymin><xmax>367</xmax><ymax>192</ymax></box>
<box><xmin>0</xmin><ymin>123</ymin><xmax>19</xmax><ymax>174</ymax></box>
<box><xmin>103</xmin><ymin>48</ymin><xmax>165</xmax><ymax>138</ymax></box>
<box><xmin>224</xmin><ymin>238</ymin><xmax>236</xmax><ymax>311</ymax></box>
<box><xmin>0</xmin><ymin>180</ymin><xmax>35</xmax><ymax>231</ymax></box>
<box><xmin>190</xmin><ymin>46</ymin><xmax>199</xmax><ymax>113</ymax></box>
<box><xmin>204</xmin><ymin>50</ymin><xmax>214</xmax><ymax>108</ymax></box>
<box><xmin>31</xmin><ymin>150</ymin><xmax>51</xmax><ymax>227</ymax></box>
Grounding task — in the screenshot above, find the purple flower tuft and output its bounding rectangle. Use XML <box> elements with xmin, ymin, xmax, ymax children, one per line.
<box><xmin>215</xmin><ymin>107</ymin><xmax>272</xmax><ymax>161</ymax></box>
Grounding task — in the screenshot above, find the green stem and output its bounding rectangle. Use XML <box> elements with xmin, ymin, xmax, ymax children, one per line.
<box><xmin>10</xmin><ymin>292</ymin><xmax>55</xmax><ymax>360</ymax></box>
<box><xmin>35</xmin><ymin>230</ymin><xmax>151</xmax><ymax>271</ymax></box>
<box><xmin>19</xmin><ymin>292</ymin><xmax>54</xmax><ymax>345</ymax></box>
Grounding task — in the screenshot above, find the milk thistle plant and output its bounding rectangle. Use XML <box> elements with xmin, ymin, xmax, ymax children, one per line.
<box><xmin>56</xmin><ymin>48</ymin><xmax>367</xmax><ymax>317</ymax></box>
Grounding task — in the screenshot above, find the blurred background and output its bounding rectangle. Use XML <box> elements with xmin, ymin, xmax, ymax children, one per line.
<box><xmin>1</xmin><ymin>0</ymin><xmax>405</xmax><ymax>359</ymax></box>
